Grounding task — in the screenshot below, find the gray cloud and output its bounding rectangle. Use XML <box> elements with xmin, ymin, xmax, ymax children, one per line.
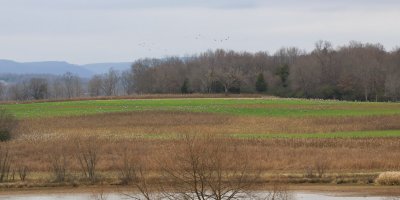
<box><xmin>1</xmin><ymin>0</ymin><xmax>264</xmax><ymax>10</ymax></box>
<box><xmin>5</xmin><ymin>0</ymin><xmax>400</xmax><ymax>10</ymax></box>
<box><xmin>0</xmin><ymin>0</ymin><xmax>399</xmax><ymax>64</ymax></box>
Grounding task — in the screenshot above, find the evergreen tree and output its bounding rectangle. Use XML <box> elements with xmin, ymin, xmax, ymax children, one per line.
<box><xmin>277</xmin><ymin>64</ymin><xmax>290</xmax><ymax>88</ymax></box>
<box><xmin>255</xmin><ymin>73</ymin><xmax>267</xmax><ymax>92</ymax></box>
<box><xmin>181</xmin><ymin>78</ymin><xmax>190</xmax><ymax>94</ymax></box>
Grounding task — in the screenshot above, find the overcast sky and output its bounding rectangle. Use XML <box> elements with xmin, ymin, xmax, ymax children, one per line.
<box><xmin>0</xmin><ymin>0</ymin><xmax>399</xmax><ymax>64</ymax></box>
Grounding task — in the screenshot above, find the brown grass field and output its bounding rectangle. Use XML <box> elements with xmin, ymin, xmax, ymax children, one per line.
<box><xmin>15</xmin><ymin>111</ymin><xmax>400</xmax><ymax>140</ymax></box>
<box><xmin>6</xmin><ymin>136</ymin><xmax>400</xmax><ymax>172</ymax></box>
<box><xmin>1</xmin><ymin>97</ymin><xmax>400</xmax><ymax>196</ymax></box>
<box><xmin>8</xmin><ymin>112</ymin><xmax>400</xmax><ymax>175</ymax></box>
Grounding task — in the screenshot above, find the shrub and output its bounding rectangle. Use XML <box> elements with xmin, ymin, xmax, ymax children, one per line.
<box><xmin>376</xmin><ymin>172</ymin><xmax>400</xmax><ymax>185</ymax></box>
<box><xmin>0</xmin><ymin>146</ymin><xmax>12</xmax><ymax>182</ymax></box>
<box><xmin>315</xmin><ymin>158</ymin><xmax>329</xmax><ymax>178</ymax></box>
<box><xmin>74</xmin><ymin>137</ymin><xmax>100</xmax><ymax>183</ymax></box>
<box><xmin>0</xmin><ymin>131</ymin><xmax>10</xmax><ymax>142</ymax></box>
<box><xmin>0</xmin><ymin>109</ymin><xmax>18</xmax><ymax>142</ymax></box>
<box><xmin>160</xmin><ymin>134</ymin><xmax>261</xmax><ymax>200</ymax></box>
<box><xmin>304</xmin><ymin>166</ymin><xmax>314</xmax><ymax>178</ymax></box>
<box><xmin>116</xmin><ymin>144</ymin><xmax>137</xmax><ymax>185</ymax></box>
<box><xmin>17</xmin><ymin>165</ymin><xmax>29</xmax><ymax>181</ymax></box>
<box><xmin>48</xmin><ymin>144</ymin><xmax>68</xmax><ymax>182</ymax></box>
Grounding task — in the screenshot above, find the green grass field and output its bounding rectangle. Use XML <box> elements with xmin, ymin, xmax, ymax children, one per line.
<box><xmin>1</xmin><ymin>98</ymin><xmax>400</xmax><ymax>139</ymax></box>
<box><xmin>1</xmin><ymin>98</ymin><xmax>400</xmax><ymax>118</ymax></box>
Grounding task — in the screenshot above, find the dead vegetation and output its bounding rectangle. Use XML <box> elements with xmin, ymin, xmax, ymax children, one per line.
<box><xmin>48</xmin><ymin>143</ymin><xmax>68</xmax><ymax>182</ymax></box>
<box><xmin>1</xmin><ymin>136</ymin><xmax>400</xmax><ymax>173</ymax></box>
<box><xmin>115</xmin><ymin>142</ymin><xmax>138</xmax><ymax>185</ymax></box>
<box><xmin>159</xmin><ymin>134</ymin><xmax>261</xmax><ymax>200</ymax></box>
<box><xmin>1</xmin><ymin>137</ymin><xmax>400</xmax><ymax>181</ymax></box>
<box><xmin>263</xmin><ymin>183</ymin><xmax>294</xmax><ymax>200</ymax></box>
<box><xmin>0</xmin><ymin>134</ymin><xmax>398</xmax><ymax>197</ymax></box>
<box><xmin>0</xmin><ymin>145</ymin><xmax>12</xmax><ymax>182</ymax></box>
<box><xmin>376</xmin><ymin>172</ymin><xmax>400</xmax><ymax>185</ymax></box>
<box><xmin>1</xmin><ymin>109</ymin><xmax>400</xmax><ymax>191</ymax></box>
<box><xmin>15</xmin><ymin>111</ymin><xmax>400</xmax><ymax>140</ymax></box>
<box><xmin>74</xmin><ymin>137</ymin><xmax>100</xmax><ymax>183</ymax></box>
<box><xmin>122</xmin><ymin>134</ymin><xmax>293</xmax><ymax>200</ymax></box>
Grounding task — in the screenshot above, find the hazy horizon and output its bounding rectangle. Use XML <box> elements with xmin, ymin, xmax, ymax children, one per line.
<box><xmin>1</xmin><ymin>0</ymin><xmax>400</xmax><ymax>64</ymax></box>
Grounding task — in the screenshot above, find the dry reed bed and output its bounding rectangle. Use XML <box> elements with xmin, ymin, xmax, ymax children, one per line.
<box><xmin>376</xmin><ymin>172</ymin><xmax>400</xmax><ymax>185</ymax></box>
<box><xmin>15</xmin><ymin>111</ymin><xmax>400</xmax><ymax>140</ymax></box>
<box><xmin>4</xmin><ymin>137</ymin><xmax>400</xmax><ymax>172</ymax></box>
<box><xmin>5</xmin><ymin>111</ymin><xmax>400</xmax><ymax>184</ymax></box>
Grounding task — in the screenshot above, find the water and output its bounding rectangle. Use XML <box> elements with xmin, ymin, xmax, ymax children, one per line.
<box><xmin>0</xmin><ymin>192</ymin><xmax>398</xmax><ymax>200</ymax></box>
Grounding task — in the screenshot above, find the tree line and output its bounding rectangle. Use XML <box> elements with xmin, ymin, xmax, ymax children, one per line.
<box><xmin>131</xmin><ymin>41</ymin><xmax>400</xmax><ymax>101</ymax></box>
<box><xmin>0</xmin><ymin>41</ymin><xmax>399</xmax><ymax>102</ymax></box>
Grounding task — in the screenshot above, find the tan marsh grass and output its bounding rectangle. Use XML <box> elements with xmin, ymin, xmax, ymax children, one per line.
<box><xmin>376</xmin><ymin>172</ymin><xmax>400</xmax><ymax>185</ymax></box>
<box><xmin>15</xmin><ymin>111</ymin><xmax>400</xmax><ymax>140</ymax></box>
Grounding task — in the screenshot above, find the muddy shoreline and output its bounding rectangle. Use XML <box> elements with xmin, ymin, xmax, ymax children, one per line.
<box><xmin>0</xmin><ymin>184</ymin><xmax>399</xmax><ymax>197</ymax></box>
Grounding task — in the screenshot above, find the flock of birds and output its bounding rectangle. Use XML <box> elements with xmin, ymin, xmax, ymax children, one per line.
<box><xmin>137</xmin><ymin>34</ymin><xmax>231</xmax><ymax>52</ymax></box>
<box><xmin>195</xmin><ymin>34</ymin><xmax>230</xmax><ymax>43</ymax></box>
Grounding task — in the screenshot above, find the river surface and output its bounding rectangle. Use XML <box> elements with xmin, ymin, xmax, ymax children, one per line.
<box><xmin>0</xmin><ymin>192</ymin><xmax>398</xmax><ymax>200</ymax></box>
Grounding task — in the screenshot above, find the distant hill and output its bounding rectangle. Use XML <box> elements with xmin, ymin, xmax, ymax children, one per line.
<box><xmin>82</xmin><ymin>62</ymin><xmax>132</xmax><ymax>74</ymax></box>
<box><xmin>0</xmin><ymin>60</ymin><xmax>132</xmax><ymax>77</ymax></box>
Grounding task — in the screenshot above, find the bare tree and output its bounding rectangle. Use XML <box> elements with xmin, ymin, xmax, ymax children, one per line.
<box><xmin>122</xmin><ymin>158</ymin><xmax>156</xmax><ymax>200</ymax></box>
<box><xmin>132</xmin><ymin>59</ymin><xmax>159</xmax><ymax>93</ymax></box>
<box><xmin>74</xmin><ymin>137</ymin><xmax>99</xmax><ymax>183</ymax></box>
<box><xmin>263</xmin><ymin>183</ymin><xmax>294</xmax><ymax>200</ymax></box>
<box><xmin>274</xmin><ymin>47</ymin><xmax>303</xmax><ymax>67</ymax></box>
<box><xmin>121</xmin><ymin>70</ymin><xmax>135</xmax><ymax>95</ymax></box>
<box><xmin>160</xmin><ymin>134</ymin><xmax>261</xmax><ymax>200</ymax></box>
<box><xmin>290</xmin><ymin>56</ymin><xmax>320</xmax><ymax>98</ymax></box>
<box><xmin>102</xmin><ymin>68</ymin><xmax>119</xmax><ymax>96</ymax></box>
<box><xmin>89</xmin><ymin>75</ymin><xmax>104</xmax><ymax>97</ymax></box>
<box><xmin>48</xmin><ymin>143</ymin><xmax>69</xmax><ymax>182</ymax></box>
<box><xmin>313</xmin><ymin>40</ymin><xmax>337</xmax><ymax>85</ymax></box>
<box><xmin>385</xmin><ymin>72</ymin><xmax>400</xmax><ymax>101</ymax></box>
<box><xmin>29</xmin><ymin>78</ymin><xmax>48</xmax><ymax>100</ymax></box>
<box><xmin>62</xmin><ymin>72</ymin><xmax>82</xmax><ymax>99</ymax></box>
<box><xmin>16</xmin><ymin>163</ymin><xmax>29</xmax><ymax>181</ymax></box>
<box><xmin>116</xmin><ymin>142</ymin><xmax>157</xmax><ymax>200</ymax></box>
<box><xmin>0</xmin><ymin>145</ymin><xmax>12</xmax><ymax>182</ymax></box>
<box><xmin>213</xmin><ymin>50</ymin><xmax>244</xmax><ymax>94</ymax></box>
<box><xmin>51</xmin><ymin>78</ymin><xmax>66</xmax><ymax>99</ymax></box>
<box><xmin>0</xmin><ymin>81</ymin><xmax>6</xmax><ymax>100</ymax></box>
<box><xmin>116</xmin><ymin>143</ymin><xmax>137</xmax><ymax>185</ymax></box>
<box><xmin>8</xmin><ymin>82</ymin><xmax>30</xmax><ymax>101</ymax></box>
